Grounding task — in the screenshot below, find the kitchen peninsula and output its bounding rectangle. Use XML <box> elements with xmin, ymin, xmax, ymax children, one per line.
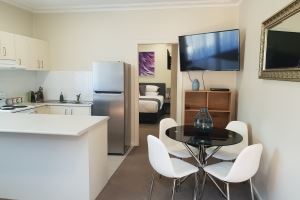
<box><xmin>0</xmin><ymin>113</ymin><xmax>109</xmax><ymax>200</ymax></box>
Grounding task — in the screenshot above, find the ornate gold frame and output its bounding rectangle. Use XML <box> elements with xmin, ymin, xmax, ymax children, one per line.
<box><xmin>259</xmin><ymin>0</ymin><xmax>300</xmax><ymax>81</ymax></box>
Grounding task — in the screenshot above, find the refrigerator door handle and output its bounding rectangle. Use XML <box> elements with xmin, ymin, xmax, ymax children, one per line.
<box><xmin>94</xmin><ymin>91</ymin><xmax>123</xmax><ymax>95</ymax></box>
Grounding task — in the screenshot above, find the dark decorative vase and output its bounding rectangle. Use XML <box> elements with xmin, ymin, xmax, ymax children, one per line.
<box><xmin>194</xmin><ymin>107</ymin><xmax>214</xmax><ymax>131</ymax></box>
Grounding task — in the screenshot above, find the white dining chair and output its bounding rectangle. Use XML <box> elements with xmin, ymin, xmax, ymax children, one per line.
<box><xmin>206</xmin><ymin>121</ymin><xmax>248</xmax><ymax>161</ymax></box>
<box><xmin>147</xmin><ymin>135</ymin><xmax>199</xmax><ymax>200</ymax></box>
<box><xmin>201</xmin><ymin>144</ymin><xmax>263</xmax><ymax>200</ymax></box>
<box><xmin>159</xmin><ymin>118</ymin><xmax>199</xmax><ymax>158</ymax></box>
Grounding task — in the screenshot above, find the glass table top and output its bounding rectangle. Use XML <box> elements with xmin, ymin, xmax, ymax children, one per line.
<box><xmin>166</xmin><ymin>125</ymin><xmax>243</xmax><ymax>147</ymax></box>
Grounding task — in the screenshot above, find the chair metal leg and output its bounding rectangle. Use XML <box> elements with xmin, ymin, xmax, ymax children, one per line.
<box><xmin>207</xmin><ymin>174</ymin><xmax>227</xmax><ymax>198</ymax></box>
<box><xmin>250</xmin><ymin>178</ymin><xmax>255</xmax><ymax>200</ymax></box>
<box><xmin>179</xmin><ymin>174</ymin><xmax>191</xmax><ymax>185</ymax></box>
<box><xmin>171</xmin><ymin>179</ymin><xmax>176</xmax><ymax>200</ymax></box>
<box><xmin>193</xmin><ymin>173</ymin><xmax>198</xmax><ymax>200</ymax></box>
<box><xmin>226</xmin><ymin>183</ymin><xmax>230</xmax><ymax>200</ymax></box>
<box><xmin>199</xmin><ymin>172</ymin><xmax>207</xmax><ymax>200</ymax></box>
<box><xmin>149</xmin><ymin>173</ymin><xmax>155</xmax><ymax>200</ymax></box>
<box><xmin>175</xmin><ymin>179</ymin><xmax>179</xmax><ymax>192</ymax></box>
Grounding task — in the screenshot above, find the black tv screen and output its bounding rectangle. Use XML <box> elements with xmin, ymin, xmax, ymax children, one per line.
<box><xmin>266</xmin><ymin>30</ymin><xmax>300</xmax><ymax>69</ymax></box>
<box><xmin>179</xmin><ymin>29</ymin><xmax>240</xmax><ymax>71</ymax></box>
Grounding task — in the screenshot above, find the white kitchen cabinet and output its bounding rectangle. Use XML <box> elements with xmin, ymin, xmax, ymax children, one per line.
<box><xmin>69</xmin><ymin>106</ymin><xmax>91</xmax><ymax>116</ymax></box>
<box><xmin>48</xmin><ymin>106</ymin><xmax>67</xmax><ymax>115</ymax></box>
<box><xmin>13</xmin><ymin>35</ymin><xmax>50</xmax><ymax>70</ymax></box>
<box><xmin>34</xmin><ymin>106</ymin><xmax>50</xmax><ymax>114</ymax></box>
<box><xmin>35</xmin><ymin>39</ymin><xmax>49</xmax><ymax>70</ymax></box>
<box><xmin>26</xmin><ymin>38</ymin><xmax>49</xmax><ymax>70</ymax></box>
<box><xmin>49</xmin><ymin>105</ymin><xmax>91</xmax><ymax>116</ymax></box>
<box><xmin>0</xmin><ymin>31</ymin><xmax>16</xmax><ymax>60</ymax></box>
<box><xmin>14</xmin><ymin>35</ymin><xmax>30</xmax><ymax>67</ymax></box>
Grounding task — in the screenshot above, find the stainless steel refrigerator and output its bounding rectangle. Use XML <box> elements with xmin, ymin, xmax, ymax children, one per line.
<box><xmin>92</xmin><ymin>61</ymin><xmax>131</xmax><ymax>155</ymax></box>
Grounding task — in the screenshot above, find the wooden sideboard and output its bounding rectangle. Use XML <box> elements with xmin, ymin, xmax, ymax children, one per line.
<box><xmin>184</xmin><ymin>90</ymin><xmax>234</xmax><ymax>129</ymax></box>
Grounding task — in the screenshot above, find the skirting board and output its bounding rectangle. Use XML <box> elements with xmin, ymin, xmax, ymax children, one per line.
<box><xmin>253</xmin><ymin>184</ymin><xmax>263</xmax><ymax>200</ymax></box>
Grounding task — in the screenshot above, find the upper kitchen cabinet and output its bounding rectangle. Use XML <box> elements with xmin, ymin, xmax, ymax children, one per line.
<box><xmin>14</xmin><ymin>36</ymin><xmax>50</xmax><ymax>70</ymax></box>
<box><xmin>0</xmin><ymin>31</ymin><xmax>16</xmax><ymax>60</ymax></box>
<box><xmin>14</xmin><ymin>35</ymin><xmax>30</xmax><ymax>67</ymax></box>
<box><xmin>35</xmin><ymin>39</ymin><xmax>50</xmax><ymax>70</ymax></box>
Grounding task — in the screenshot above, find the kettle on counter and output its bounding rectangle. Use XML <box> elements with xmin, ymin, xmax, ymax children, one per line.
<box><xmin>35</xmin><ymin>87</ymin><xmax>44</xmax><ymax>102</ymax></box>
<box><xmin>28</xmin><ymin>91</ymin><xmax>36</xmax><ymax>103</ymax></box>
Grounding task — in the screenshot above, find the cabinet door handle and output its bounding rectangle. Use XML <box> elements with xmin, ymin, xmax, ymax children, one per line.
<box><xmin>71</xmin><ymin>109</ymin><xmax>73</xmax><ymax>115</ymax></box>
<box><xmin>65</xmin><ymin>108</ymin><xmax>67</xmax><ymax>115</ymax></box>
<box><xmin>18</xmin><ymin>58</ymin><xmax>22</xmax><ymax>65</ymax></box>
<box><xmin>2</xmin><ymin>47</ymin><xmax>6</xmax><ymax>56</ymax></box>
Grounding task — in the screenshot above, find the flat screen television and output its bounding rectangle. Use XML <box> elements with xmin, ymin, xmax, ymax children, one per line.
<box><xmin>179</xmin><ymin>29</ymin><xmax>240</xmax><ymax>71</ymax></box>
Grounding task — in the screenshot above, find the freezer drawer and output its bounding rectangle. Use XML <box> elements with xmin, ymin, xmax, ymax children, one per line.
<box><xmin>92</xmin><ymin>93</ymin><xmax>125</xmax><ymax>154</ymax></box>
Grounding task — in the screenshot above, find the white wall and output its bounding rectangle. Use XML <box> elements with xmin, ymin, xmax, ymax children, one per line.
<box><xmin>0</xmin><ymin>2</ymin><xmax>36</xmax><ymax>99</ymax></box>
<box><xmin>33</xmin><ymin>6</ymin><xmax>239</xmax><ymax>145</ymax></box>
<box><xmin>0</xmin><ymin>2</ymin><xmax>33</xmax><ymax>36</ymax></box>
<box><xmin>138</xmin><ymin>44</ymin><xmax>172</xmax><ymax>88</ymax></box>
<box><xmin>238</xmin><ymin>0</ymin><xmax>299</xmax><ymax>199</ymax></box>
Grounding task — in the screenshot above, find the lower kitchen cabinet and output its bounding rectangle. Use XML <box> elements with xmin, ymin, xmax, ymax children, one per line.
<box><xmin>34</xmin><ymin>105</ymin><xmax>91</xmax><ymax>116</ymax></box>
<box><xmin>69</xmin><ymin>106</ymin><xmax>91</xmax><ymax>115</ymax></box>
<box><xmin>49</xmin><ymin>105</ymin><xmax>91</xmax><ymax>116</ymax></box>
<box><xmin>35</xmin><ymin>106</ymin><xmax>50</xmax><ymax>114</ymax></box>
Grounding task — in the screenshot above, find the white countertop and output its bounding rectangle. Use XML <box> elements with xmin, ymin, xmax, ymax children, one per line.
<box><xmin>0</xmin><ymin>113</ymin><xmax>109</xmax><ymax>136</ymax></box>
<box><xmin>29</xmin><ymin>100</ymin><xmax>93</xmax><ymax>107</ymax></box>
<box><xmin>0</xmin><ymin>101</ymin><xmax>93</xmax><ymax>113</ymax></box>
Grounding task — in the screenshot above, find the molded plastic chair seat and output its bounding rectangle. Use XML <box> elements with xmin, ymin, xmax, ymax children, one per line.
<box><xmin>206</xmin><ymin>148</ymin><xmax>238</xmax><ymax>161</ymax></box>
<box><xmin>203</xmin><ymin>162</ymin><xmax>233</xmax><ymax>181</ymax></box>
<box><xmin>201</xmin><ymin>144</ymin><xmax>263</xmax><ymax>200</ymax></box>
<box><xmin>206</xmin><ymin>121</ymin><xmax>248</xmax><ymax>161</ymax></box>
<box><xmin>168</xmin><ymin>143</ymin><xmax>199</xmax><ymax>159</ymax></box>
<box><xmin>160</xmin><ymin>118</ymin><xmax>199</xmax><ymax>159</ymax></box>
<box><xmin>170</xmin><ymin>158</ymin><xmax>199</xmax><ymax>178</ymax></box>
<box><xmin>147</xmin><ymin>135</ymin><xmax>199</xmax><ymax>200</ymax></box>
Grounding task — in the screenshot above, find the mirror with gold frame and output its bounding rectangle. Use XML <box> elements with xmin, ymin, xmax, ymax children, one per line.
<box><xmin>259</xmin><ymin>0</ymin><xmax>300</xmax><ymax>81</ymax></box>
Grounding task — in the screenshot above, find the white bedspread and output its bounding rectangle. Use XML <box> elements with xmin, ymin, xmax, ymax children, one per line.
<box><xmin>139</xmin><ymin>95</ymin><xmax>164</xmax><ymax>113</ymax></box>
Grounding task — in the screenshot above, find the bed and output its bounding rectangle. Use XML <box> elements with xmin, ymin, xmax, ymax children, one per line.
<box><xmin>139</xmin><ymin>83</ymin><xmax>166</xmax><ymax>124</ymax></box>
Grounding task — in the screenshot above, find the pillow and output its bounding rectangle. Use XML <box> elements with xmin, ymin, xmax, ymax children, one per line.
<box><xmin>139</xmin><ymin>85</ymin><xmax>146</xmax><ymax>96</ymax></box>
<box><xmin>145</xmin><ymin>91</ymin><xmax>159</xmax><ymax>96</ymax></box>
<box><xmin>146</xmin><ymin>85</ymin><xmax>159</xmax><ymax>92</ymax></box>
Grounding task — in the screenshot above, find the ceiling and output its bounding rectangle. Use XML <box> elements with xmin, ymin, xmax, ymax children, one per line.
<box><xmin>2</xmin><ymin>0</ymin><xmax>241</xmax><ymax>13</ymax></box>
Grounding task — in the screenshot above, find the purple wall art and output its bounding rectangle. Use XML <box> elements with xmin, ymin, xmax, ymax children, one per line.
<box><xmin>139</xmin><ymin>52</ymin><xmax>155</xmax><ymax>76</ymax></box>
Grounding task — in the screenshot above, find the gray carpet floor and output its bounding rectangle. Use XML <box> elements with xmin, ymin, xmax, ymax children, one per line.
<box><xmin>97</xmin><ymin>120</ymin><xmax>254</xmax><ymax>200</ymax></box>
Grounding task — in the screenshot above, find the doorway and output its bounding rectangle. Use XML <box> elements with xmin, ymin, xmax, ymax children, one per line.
<box><xmin>137</xmin><ymin>43</ymin><xmax>178</xmax><ymax>133</ymax></box>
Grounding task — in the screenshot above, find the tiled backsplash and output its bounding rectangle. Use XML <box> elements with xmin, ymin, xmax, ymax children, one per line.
<box><xmin>36</xmin><ymin>71</ymin><xmax>93</xmax><ymax>101</ymax></box>
<box><xmin>0</xmin><ymin>70</ymin><xmax>37</xmax><ymax>99</ymax></box>
<box><xmin>0</xmin><ymin>70</ymin><xmax>93</xmax><ymax>102</ymax></box>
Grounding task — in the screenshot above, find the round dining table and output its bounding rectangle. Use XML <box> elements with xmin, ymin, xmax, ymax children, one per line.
<box><xmin>166</xmin><ymin>125</ymin><xmax>243</xmax><ymax>168</ymax></box>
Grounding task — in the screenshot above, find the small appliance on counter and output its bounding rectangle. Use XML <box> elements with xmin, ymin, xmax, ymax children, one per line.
<box><xmin>0</xmin><ymin>92</ymin><xmax>6</xmax><ymax>107</ymax></box>
<box><xmin>28</xmin><ymin>87</ymin><xmax>44</xmax><ymax>103</ymax></box>
<box><xmin>28</xmin><ymin>91</ymin><xmax>36</xmax><ymax>103</ymax></box>
<box><xmin>35</xmin><ymin>87</ymin><xmax>44</xmax><ymax>102</ymax></box>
